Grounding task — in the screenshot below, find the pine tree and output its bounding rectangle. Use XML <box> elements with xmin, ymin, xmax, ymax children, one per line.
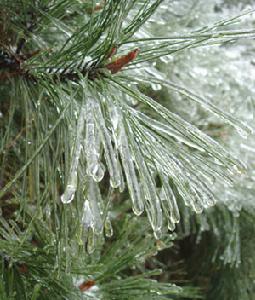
<box><xmin>0</xmin><ymin>1</ymin><xmax>254</xmax><ymax>299</ymax></box>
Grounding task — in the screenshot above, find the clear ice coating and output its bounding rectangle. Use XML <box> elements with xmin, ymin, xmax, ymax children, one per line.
<box><xmin>82</xmin><ymin>200</ymin><xmax>94</xmax><ymax>229</ymax></box>
<box><xmin>61</xmin><ymin>106</ymin><xmax>86</xmax><ymax>204</ymax></box>
<box><xmin>158</xmin><ymin>78</ymin><xmax>253</xmax><ymax>138</ymax></box>
<box><xmin>126</xmin><ymin>122</ymin><xmax>162</xmax><ymax>234</ymax></box>
<box><xmin>90</xmin><ymin>98</ymin><xmax>122</xmax><ymax>188</ymax></box>
<box><xmin>110</xmin><ymin>105</ymin><xmax>144</xmax><ymax>216</ymax></box>
<box><xmin>161</xmin><ymin>175</ymin><xmax>180</xmax><ymax>228</ymax></box>
<box><xmin>85</xmin><ymin>98</ymin><xmax>105</xmax><ymax>182</ymax></box>
<box><xmin>86</xmin><ymin>228</ymin><xmax>95</xmax><ymax>254</ymax></box>
<box><xmin>81</xmin><ymin>180</ymin><xmax>104</xmax><ymax>253</ymax></box>
<box><xmin>88</xmin><ymin>177</ymin><xmax>103</xmax><ymax>234</ymax></box>
<box><xmin>104</xmin><ymin>216</ymin><xmax>113</xmax><ymax>238</ymax></box>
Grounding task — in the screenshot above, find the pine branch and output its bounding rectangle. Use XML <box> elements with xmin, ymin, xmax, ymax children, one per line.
<box><xmin>0</xmin><ymin>1</ymin><xmax>255</xmax><ymax>298</ymax></box>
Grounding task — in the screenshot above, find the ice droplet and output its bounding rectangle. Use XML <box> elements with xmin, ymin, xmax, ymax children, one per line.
<box><xmin>168</xmin><ymin>221</ymin><xmax>175</xmax><ymax>231</ymax></box>
<box><xmin>91</xmin><ymin>163</ymin><xmax>106</xmax><ymax>182</ymax></box>
<box><xmin>151</xmin><ymin>83</ymin><xmax>162</xmax><ymax>91</ymax></box>
<box><xmin>236</xmin><ymin>126</ymin><xmax>249</xmax><ymax>139</ymax></box>
<box><xmin>61</xmin><ymin>184</ymin><xmax>76</xmax><ymax>204</ymax></box>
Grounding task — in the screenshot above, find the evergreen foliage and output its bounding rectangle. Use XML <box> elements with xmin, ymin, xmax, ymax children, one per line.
<box><xmin>0</xmin><ymin>0</ymin><xmax>254</xmax><ymax>299</ymax></box>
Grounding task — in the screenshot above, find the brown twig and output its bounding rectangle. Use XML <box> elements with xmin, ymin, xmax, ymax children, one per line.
<box><xmin>105</xmin><ymin>48</ymin><xmax>139</xmax><ymax>74</ymax></box>
<box><xmin>79</xmin><ymin>279</ymin><xmax>95</xmax><ymax>292</ymax></box>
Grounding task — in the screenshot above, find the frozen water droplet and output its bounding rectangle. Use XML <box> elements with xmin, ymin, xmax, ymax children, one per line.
<box><xmin>132</xmin><ymin>204</ymin><xmax>144</xmax><ymax>216</ymax></box>
<box><xmin>236</xmin><ymin>127</ymin><xmax>248</xmax><ymax>139</ymax></box>
<box><xmin>119</xmin><ymin>176</ymin><xmax>125</xmax><ymax>193</ymax></box>
<box><xmin>61</xmin><ymin>185</ymin><xmax>76</xmax><ymax>204</ymax></box>
<box><xmin>168</xmin><ymin>221</ymin><xmax>175</xmax><ymax>231</ymax></box>
<box><xmin>110</xmin><ymin>178</ymin><xmax>121</xmax><ymax>188</ymax></box>
<box><xmin>151</xmin><ymin>83</ymin><xmax>162</xmax><ymax>91</ymax></box>
<box><xmin>91</xmin><ymin>163</ymin><xmax>105</xmax><ymax>182</ymax></box>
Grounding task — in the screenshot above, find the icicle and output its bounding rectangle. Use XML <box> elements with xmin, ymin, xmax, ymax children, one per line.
<box><xmin>189</xmin><ymin>186</ymin><xmax>204</xmax><ymax>214</ymax></box>
<box><xmin>185</xmin><ymin>174</ymin><xmax>215</xmax><ymax>211</ymax></box>
<box><xmin>82</xmin><ymin>200</ymin><xmax>94</xmax><ymax>230</ymax></box>
<box><xmin>88</xmin><ymin>177</ymin><xmax>103</xmax><ymax>234</ymax></box>
<box><xmin>136</xmin><ymin>159</ymin><xmax>162</xmax><ymax>234</ymax></box>
<box><xmin>86</xmin><ymin>228</ymin><xmax>95</xmax><ymax>254</ymax></box>
<box><xmin>119</xmin><ymin>174</ymin><xmax>125</xmax><ymax>192</ymax></box>
<box><xmin>196</xmin><ymin>182</ymin><xmax>216</xmax><ymax>208</ymax></box>
<box><xmin>167</xmin><ymin>221</ymin><xmax>175</xmax><ymax>231</ymax></box>
<box><xmin>91</xmin><ymin>98</ymin><xmax>121</xmax><ymax>188</ymax></box>
<box><xmin>160</xmin><ymin>188</ymin><xmax>174</xmax><ymax>231</ymax></box>
<box><xmin>103</xmin><ymin>103</ymin><xmax>126</xmax><ymax>193</ymax></box>
<box><xmin>118</xmin><ymin>158</ymin><xmax>125</xmax><ymax>193</ymax></box>
<box><xmin>127</xmin><ymin>124</ymin><xmax>162</xmax><ymax>234</ymax></box>
<box><xmin>111</xmin><ymin>106</ymin><xmax>144</xmax><ymax>215</ymax></box>
<box><xmin>134</xmin><ymin>121</ymin><xmax>217</xmax><ymax>215</ymax></box>
<box><xmin>161</xmin><ymin>175</ymin><xmax>180</xmax><ymax>225</ymax></box>
<box><xmin>81</xmin><ymin>198</ymin><xmax>96</xmax><ymax>253</ymax></box>
<box><xmin>85</xmin><ymin>98</ymin><xmax>105</xmax><ymax>182</ymax></box>
<box><xmin>104</xmin><ymin>217</ymin><xmax>113</xmax><ymax>238</ymax></box>
<box><xmin>61</xmin><ymin>106</ymin><xmax>86</xmax><ymax>204</ymax></box>
<box><xmin>61</xmin><ymin>185</ymin><xmax>77</xmax><ymax>204</ymax></box>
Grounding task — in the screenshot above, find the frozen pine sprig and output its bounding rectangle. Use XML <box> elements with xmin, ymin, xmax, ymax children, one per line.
<box><xmin>57</xmin><ymin>66</ymin><xmax>252</xmax><ymax>238</ymax></box>
<box><xmin>1</xmin><ymin>0</ymin><xmax>255</xmax><ymax>299</ymax></box>
<box><xmin>1</xmin><ymin>0</ymin><xmax>254</xmax><ymax>238</ymax></box>
<box><xmin>81</xmin><ymin>177</ymin><xmax>104</xmax><ymax>236</ymax></box>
